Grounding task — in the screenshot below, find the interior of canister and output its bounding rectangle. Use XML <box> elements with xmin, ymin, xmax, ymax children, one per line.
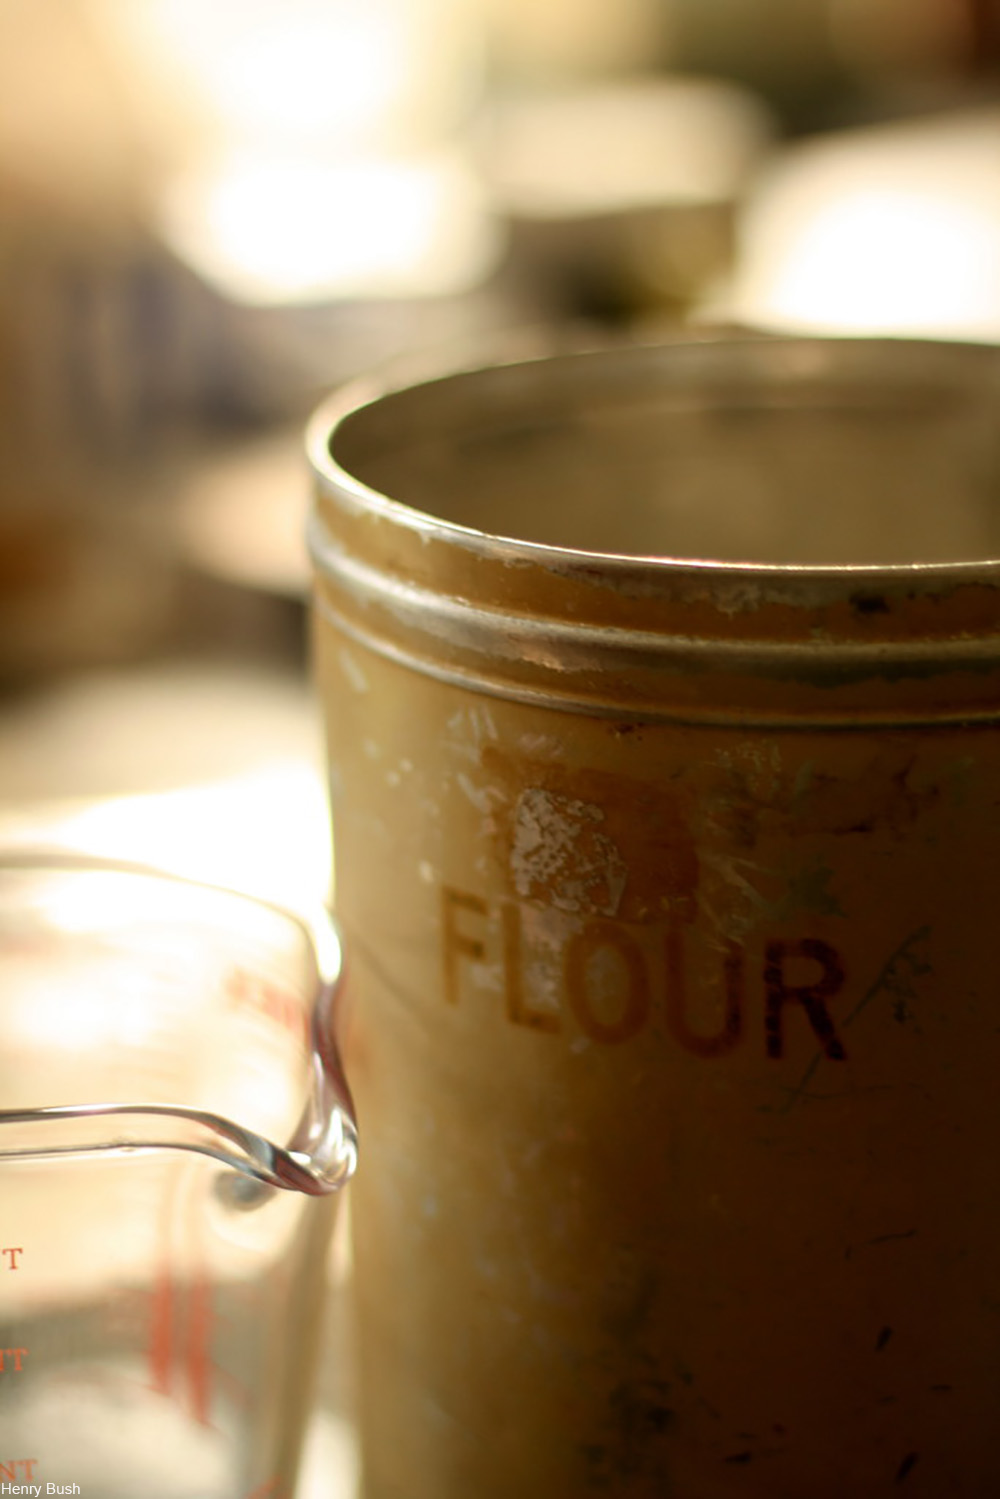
<box><xmin>329</xmin><ymin>340</ymin><xmax>1000</xmax><ymax>567</ymax></box>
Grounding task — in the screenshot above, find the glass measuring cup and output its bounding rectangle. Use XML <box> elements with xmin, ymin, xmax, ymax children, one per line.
<box><xmin>0</xmin><ymin>852</ymin><xmax>357</xmax><ymax>1499</ymax></box>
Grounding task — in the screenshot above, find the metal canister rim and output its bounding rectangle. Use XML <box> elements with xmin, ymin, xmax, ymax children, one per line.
<box><xmin>308</xmin><ymin>335</ymin><xmax>1000</xmax><ymax>725</ymax></box>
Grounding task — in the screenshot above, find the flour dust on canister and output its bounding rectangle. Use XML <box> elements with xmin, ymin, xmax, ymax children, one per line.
<box><xmin>308</xmin><ymin>337</ymin><xmax>1000</xmax><ymax>1499</ymax></box>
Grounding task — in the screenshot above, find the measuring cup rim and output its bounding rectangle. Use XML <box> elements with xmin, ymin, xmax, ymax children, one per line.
<box><xmin>0</xmin><ymin>850</ymin><xmax>357</xmax><ymax>1195</ymax></box>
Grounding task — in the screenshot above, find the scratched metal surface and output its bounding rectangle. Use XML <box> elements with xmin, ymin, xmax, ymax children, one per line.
<box><xmin>310</xmin><ymin>335</ymin><xmax>1000</xmax><ymax>1499</ymax></box>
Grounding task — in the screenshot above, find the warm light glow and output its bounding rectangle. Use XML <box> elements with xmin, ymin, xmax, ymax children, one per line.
<box><xmin>159</xmin><ymin>149</ymin><xmax>500</xmax><ymax>304</ymax></box>
<box><xmin>0</xmin><ymin>772</ymin><xmax>336</xmax><ymax>1313</ymax></box>
<box><xmin>5</xmin><ymin>943</ymin><xmax>182</xmax><ymax>1054</ymax></box>
<box><xmin>489</xmin><ymin>78</ymin><xmax>773</xmax><ymax>218</ymax></box>
<box><xmin>0</xmin><ymin>763</ymin><xmax>335</xmax><ymax>1020</ymax></box>
<box><xmin>298</xmin><ymin>1410</ymin><xmax>360</xmax><ymax>1499</ymax></box>
<box><xmin>3</xmin><ymin>869</ymin><xmax>311</xmax><ymax>1142</ymax></box>
<box><xmin>87</xmin><ymin>0</ymin><xmax>481</xmax><ymax>154</ymax></box>
<box><xmin>731</xmin><ymin>112</ymin><xmax>1000</xmax><ymax>341</ymax></box>
<box><xmin>137</xmin><ymin>1</ymin><xmax>408</xmax><ymax>146</ymax></box>
<box><xmin>754</xmin><ymin>187</ymin><xmax>998</xmax><ymax>334</ymax></box>
<box><xmin>85</xmin><ymin>0</ymin><xmax>492</xmax><ymax>303</ymax></box>
<box><xmin>51</xmin><ymin>764</ymin><xmax>332</xmax><ymax>912</ymax></box>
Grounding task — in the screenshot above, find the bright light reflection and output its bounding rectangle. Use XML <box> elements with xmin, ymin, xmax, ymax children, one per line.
<box><xmin>731</xmin><ymin>113</ymin><xmax>1000</xmax><ymax>340</ymax></box>
<box><xmin>55</xmin><ymin>763</ymin><xmax>332</xmax><ymax>913</ymax></box>
<box><xmin>220</xmin><ymin>1047</ymin><xmax>303</xmax><ymax>1141</ymax></box>
<box><xmin>87</xmin><ymin>0</ymin><xmax>480</xmax><ymax>153</ymax></box>
<box><xmin>6</xmin><ymin>950</ymin><xmax>178</xmax><ymax>1054</ymax></box>
<box><xmin>0</xmin><ymin>765</ymin><xmax>334</xmax><ymax>1079</ymax></box>
<box><xmin>5</xmin><ymin>887</ymin><xmax>308</xmax><ymax>1137</ymax></box>
<box><xmin>160</xmin><ymin>150</ymin><xmax>499</xmax><ymax>304</ymax></box>
<box><xmin>750</xmin><ymin>187</ymin><xmax>999</xmax><ymax>335</ymax></box>
<box><xmin>159</xmin><ymin>5</ymin><xmax>406</xmax><ymax>145</ymax></box>
<box><xmin>32</xmin><ymin>869</ymin><xmax>304</xmax><ymax>979</ymax></box>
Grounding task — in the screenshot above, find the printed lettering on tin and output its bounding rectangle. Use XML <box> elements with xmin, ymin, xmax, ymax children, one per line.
<box><xmin>442</xmin><ymin>885</ymin><xmax>851</xmax><ymax>1061</ymax></box>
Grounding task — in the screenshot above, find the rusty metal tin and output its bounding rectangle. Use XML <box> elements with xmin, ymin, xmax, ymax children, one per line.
<box><xmin>308</xmin><ymin>336</ymin><xmax>1000</xmax><ymax>1499</ymax></box>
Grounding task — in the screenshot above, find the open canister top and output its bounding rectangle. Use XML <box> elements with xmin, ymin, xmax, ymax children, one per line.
<box><xmin>308</xmin><ymin>335</ymin><xmax>1000</xmax><ymax>726</ymax></box>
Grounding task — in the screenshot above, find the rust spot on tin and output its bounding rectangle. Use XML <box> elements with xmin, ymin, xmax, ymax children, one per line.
<box><xmin>850</xmin><ymin>591</ymin><xmax>890</xmax><ymax>616</ymax></box>
<box><xmin>480</xmin><ymin>748</ymin><xmax>698</xmax><ymax>923</ymax></box>
<box><xmin>710</xmin><ymin>746</ymin><xmax>944</xmax><ymax>846</ymax></box>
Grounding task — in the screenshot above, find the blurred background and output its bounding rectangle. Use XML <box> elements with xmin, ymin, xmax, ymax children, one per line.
<box><xmin>4</xmin><ymin>0</ymin><xmax>1000</xmax><ymax>881</ymax></box>
<box><xmin>2</xmin><ymin>2</ymin><xmax>1000</xmax><ymax>1493</ymax></box>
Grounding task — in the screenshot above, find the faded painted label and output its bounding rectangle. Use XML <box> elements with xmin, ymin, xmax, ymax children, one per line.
<box><xmin>510</xmin><ymin>787</ymin><xmax>627</xmax><ymax>916</ymax></box>
<box><xmin>442</xmin><ymin>884</ymin><xmax>863</xmax><ymax>1061</ymax></box>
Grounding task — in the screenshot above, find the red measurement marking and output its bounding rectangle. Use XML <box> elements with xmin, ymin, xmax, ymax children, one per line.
<box><xmin>147</xmin><ymin>1269</ymin><xmax>219</xmax><ymax>1423</ymax></box>
<box><xmin>1</xmin><ymin>1248</ymin><xmax>22</xmax><ymax>1271</ymax></box>
<box><xmin>146</xmin><ymin>1178</ymin><xmax>220</xmax><ymax>1426</ymax></box>
<box><xmin>224</xmin><ymin>967</ymin><xmax>309</xmax><ymax>1047</ymax></box>
<box><xmin>244</xmin><ymin>1479</ymin><xmax>291</xmax><ymax>1499</ymax></box>
<box><xmin>0</xmin><ymin>1349</ymin><xmax>27</xmax><ymax>1372</ymax></box>
<box><xmin>186</xmin><ymin>1270</ymin><xmax>214</xmax><ymax>1427</ymax></box>
<box><xmin>0</xmin><ymin>1459</ymin><xmax>38</xmax><ymax>1481</ymax></box>
<box><xmin>147</xmin><ymin>1268</ymin><xmax>174</xmax><ymax>1397</ymax></box>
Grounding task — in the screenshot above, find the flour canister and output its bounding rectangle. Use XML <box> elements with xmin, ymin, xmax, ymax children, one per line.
<box><xmin>308</xmin><ymin>336</ymin><xmax>1000</xmax><ymax>1499</ymax></box>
